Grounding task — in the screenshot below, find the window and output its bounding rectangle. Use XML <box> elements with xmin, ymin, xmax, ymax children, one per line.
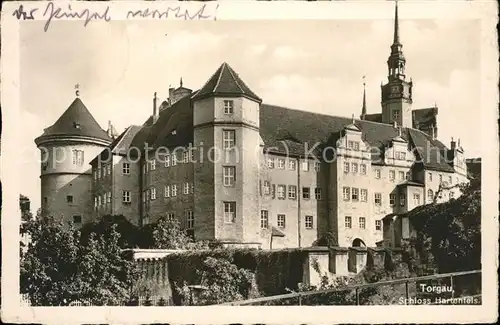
<box><xmin>182</xmin><ymin>150</ymin><xmax>189</xmax><ymax>163</ymax></box>
<box><xmin>66</xmin><ymin>195</ymin><xmax>73</xmax><ymax>203</ymax></box>
<box><xmin>122</xmin><ymin>191</ymin><xmax>131</xmax><ymax>203</ymax></box>
<box><xmin>267</xmin><ymin>158</ymin><xmax>275</xmax><ymax>169</ymax></box>
<box><xmin>122</xmin><ymin>163</ymin><xmax>130</xmax><ymax>174</ymax></box>
<box><xmin>107</xmin><ymin>164</ymin><xmax>111</xmax><ymax>175</ymax></box>
<box><xmin>150</xmin><ymin>188</ymin><xmax>156</xmax><ymax>200</ymax></box>
<box><xmin>223</xmin><ymin>201</ymin><xmax>236</xmax><ymax>223</ymax></box>
<box><xmin>359</xmin><ymin>217</ymin><xmax>366</xmax><ymax>229</ymax></box>
<box><xmin>94</xmin><ymin>197</ymin><xmax>97</xmax><ymax>208</ymax></box>
<box><xmin>260</xmin><ymin>210</ymin><xmax>269</xmax><ymax>229</ymax></box>
<box><xmin>97</xmin><ymin>168</ymin><xmax>101</xmax><ymax>179</ymax></box>
<box><xmin>439</xmin><ymin>174</ymin><xmax>443</xmax><ymax>183</ymax></box>
<box><xmin>389</xmin><ymin>194</ymin><xmax>396</xmax><ymax>206</ymax></box>
<box><xmin>398</xmin><ymin>171</ymin><xmax>405</xmax><ymax>180</ymax></box>
<box><xmin>171</xmin><ymin>154</ymin><xmax>177</xmax><ymax>166</ymax></box>
<box><xmin>395</xmin><ymin>151</ymin><xmax>406</xmax><ymax>160</ymax></box>
<box><xmin>374</xmin><ymin>193</ymin><xmax>382</xmax><ymax>205</ymax></box>
<box><xmin>389</xmin><ymin>170</ymin><xmax>395</xmax><ymax>181</ymax></box>
<box><xmin>348</xmin><ymin>141</ymin><xmax>360</xmax><ymax>151</ymax></box>
<box><xmin>103</xmin><ymin>165</ymin><xmax>107</xmax><ymax>177</ymax></box>
<box><xmin>344</xmin><ymin>162</ymin><xmax>350</xmax><ymax>173</ymax></box>
<box><xmin>400</xmin><ymin>194</ymin><xmax>406</xmax><ymax>206</ymax></box>
<box><xmin>305</xmin><ymin>215</ymin><xmax>313</xmax><ymax>229</ymax></box>
<box><xmin>190</xmin><ymin>183</ymin><xmax>194</xmax><ymax>194</ymax></box>
<box><xmin>277</xmin><ymin>214</ymin><xmax>286</xmax><ymax>228</ymax></box>
<box><xmin>98</xmin><ymin>196</ymin><xmax>102</xmax><ymax>206</ymax></box>
<box><xmin>183</xmin><ymin>183</ymin><xmax>190</xmax><ymax>194</ymax></box>
<box><xmin>428</xmin><ymin>172</ymin><xmax>433</xmax><ymax>181</ymax></box>
<box><xmin>450</xmin><ymin>191</ymin><xmax>455</xmax><ymax>199</ymax></box>
<box><xmin>302</xmin><ymin>187</ymin><xmax>310</xmax><ymax>199</ymax></box>
<box><xmin>142</xmin><ymin>191</ymin><xmax>146</xmax><ymax>203</ymax></box>
<box><xmin>352</xmin><ymin>188</ymin><xmax>359</xmax><ymax>201</ymax></box>
<box><xmin>288</xmin><ymin>160</ymin><xmax>296</xmax><ymax>170</ymax></box>
<box><xmin>375</xmin><ymin>169</ymin><xmax>381</xmax><ymax>179</ymax></box>
<box><xmin>413</xmin><ymin>193</ymin><xmax>421</xmax><ymax>205</ymax></box>
<box><xmin>143</xmin><ymin>216</ymin><xmax>150</xmax><ymax>225</ymax></box>
<box><xmin>73</xmin><ymin>215</ymin><xmax>82</xmax><ymax>224</ymax></box>
<box><xmin>427</xmin><ymin>189</ymin><xmax>434</xmax><ymax>202</ymax></box>
<box><xmin>302</xmin><ymin>161</ymin><xmax>309</xmax><ymax>171</ymax></box>
<box><xmin>375</xmin><ymin>220</ymin><xmax>382</xmax><ymax>231</ymax></box>
<box><xmin>271</xmin><ymin>184</ymin><xmax>276</xmax><ymax>199</ymax></box>
<box><xmin>345</xmin><ymin>216</ymin><xmax>352</xmax><ymax>228</ymax></box>
<box><xmin>277</xmin><ymin>185</ymin><xmax>286</xmax><ymax>199</ymax></box>
<box><xmin>165</xmin><ymin>155</ymin><xmax>170</xmax><ymax>167</ymax></box>
<box><xmin>342</xmin><ymin>187</ymin><xmax>350</xmax><ymax>201</ymax></box>
<box><xmin>277</xmin><ymin>158</ymin><xmax>285</xmax><ymax>169</ymax></box>
<box><xmin>223</xmin><ymin>100</ymin><xmax>234</xmax><ymax>114</ymax></box>
<box><xmin>263</xmin><ymin>181</ymin><xmax>271</xmax><ymax>195</ymax></box>
<box><xmin>360</xmin><ymin>164</ymin><xmax>367</xmax><ymax>175</ymax></box>
<box><xmin>143</xmin><ymin>163</ymin><xmax>147</xmax><ymax>175</ymax></box>
<box><xmin>190</xmin><ymin>149</ymin><xmax>195</xmax><ymax>163</ymax></box>
<box><xmin>354</xmin><ymin>142</ymin><xmax>360</xmax><ymax>151</ymax></box>
<box><xmin>314</xmin><ymin>162</ymin><xmax>321</xmax><ymax>172</ymax></box>
<box><xmin>103</xmin><ymin>193</ymin><xmax>107</xmax><ymax>205</ymax></box>
<box><xmin>164</xmin><ymin>185</ymin><xmax>170</xmax><ymax>198</ymax></box>
<box><xmin>150</xmin><ymin>159</ymin><xmax>156</xmax><ymax>170</ymax></box>
<box><xmin>351</xmin><ymin>163</ymin><xmax>358</xmax><ymax>174</ymax></box>
<box><xmin>223</xmin><ymin>130</ymin><xmax>236</xmax><ymax>149</ymax></box>
<box><xmin>186</xmin><ymin>210</ymin><xmax>194</xmax><ymax>229</ymax></box>
<box><xmin>360</xmin><ymin>189</ymin><xmax>368</xmax><ymax>202</ymax></box>
<box><xmin>393</xmin><ymin>109</ymin><xmax>400</xmax><ymax>121</ymax></box>
<box><xmin>167</xmin><ymin>213</ymin><xmax>175</xmax><ymax>221</ymax></box>
<box><xmin>72</xmin><ymin>150</ymin><xmax>84</xmax><ymax>166</ymax></box>
<box><xmin>171</xmin><ymin>185</ymin><xmax>177</xmax><ymax>197</ymax></box>
<box><xmin>288</xmin><ymin>185</ymin><xmax>297</xmax><ymax>199</ymax></box>
<box><xmin>223</xmin><ymin>166</ymin><xmax>236</xmax><ymax>187</ymax></box>
<box><xmin>406</xmin><ymin>171</ymin><xmax>410</xmax><ymax>180</ymax></box>
<box><xmin>448</xmin><ymin>176</ymin><xmax>453</xmax><ymax>184</ymax></box>
<box><xmin>315</xmin><ymin>188</ymin><xmax>322</xmax><ymax>200</ymax></box>
<box><xmin>93</xmin><ymin>170</ymin><xmax>97</xmax><ymax>180</ymax></box>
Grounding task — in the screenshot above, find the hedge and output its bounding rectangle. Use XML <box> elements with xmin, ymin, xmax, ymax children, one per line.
<box><xmin>165</xmin><ymin>248</ymin><xmax>307</xmax><ymax>305</ymax></box>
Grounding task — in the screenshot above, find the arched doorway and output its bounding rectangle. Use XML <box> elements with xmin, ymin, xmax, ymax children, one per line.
<box><xmin>352</xmin><ymin>238</ymin><xmax>366</xmax><ymax>248</ymax></box>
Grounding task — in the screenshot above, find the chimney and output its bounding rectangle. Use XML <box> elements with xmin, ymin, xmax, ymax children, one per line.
<box><xmin>153</xmin><ymin>92</ymin><xmax>159</xmax><ymax>124</ymax></box>
<box><xmin>450</xmin><ymin>137</ymin><xmax>456</xmax><ymax>150</ymax></box>
<box><xmin>168</xmin><ymin>86</ymin><xmax>175</xmax><ymax>105</ymax></box>
<box><xmin>107</xmin><ymin>120</ymin><xmax>113</xmax><ymax>138</ymax></box>
<box><xmin>430</xmin><ymin>125</ymin><xmax>436</xmax><ymax>140</ymax></box>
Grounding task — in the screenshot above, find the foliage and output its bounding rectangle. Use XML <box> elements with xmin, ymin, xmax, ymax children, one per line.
<box><xmin>176</xmin><ymin>256</ymin><xmax>256</xmax><ymax>305</ymax></box>
<box><xmin>166</xmin><ymin>248</ymin><xmax>307</xmax><ymax>305</ymax></box>
<box><xmin>406</xmin><ymin>179</ymin><xmax>481</xmax><ymax>273</ymax></box>
<box><xmin>79</xmin><ymin>214</ymin><xmax>141</xmax><ymax>248</ymax></box>
<box><xmin>312</xmin><ymin>231</ymin><xmax>338</xmax><ymax>247</ymax></box>
<box><xmin>20</xmin><ymin>215</ymin><xmax>140</xmax><ymax>306</ymax></box>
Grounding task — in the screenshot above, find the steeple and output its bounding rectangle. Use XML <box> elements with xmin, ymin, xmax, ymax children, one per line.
<box><xmin>387</xmin><ymin>1</ymin><xmax>406</xmax><ymax>81</ymax></box>
<box><xmin>180</xmin><ymin>77</ymin><xmax>183</xmax><ymax>88</ymax></box>
<box><xmin>360</xmin><ymin>76</ymin><xmax>367</xmax><ymax>119</ymax></box>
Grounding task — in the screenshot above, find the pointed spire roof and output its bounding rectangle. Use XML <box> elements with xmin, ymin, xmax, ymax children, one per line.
<box><xmin>393</xmin><ymin>1</ymin><xmax>400</xmax><ymax>45</ymax></box>
<box><xmin>37</xmin><ymin>97</ymin><xmax>111</xmax><ymax>142</ymax></box>
<box><xmin>192</xmin><ymin>62</ymin><xmax>262</xmax><ymax>103</ymax></box>
<box><xmin>360</xmin><ymin>76</ymin><xmax>367</xmax><ymax>118</ymax></box>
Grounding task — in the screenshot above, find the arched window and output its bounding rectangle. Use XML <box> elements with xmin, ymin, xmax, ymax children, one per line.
<box><xmin>427</xmin><ymin>189</ymin><xmax>434</xmax><ymax>202</ymax></box>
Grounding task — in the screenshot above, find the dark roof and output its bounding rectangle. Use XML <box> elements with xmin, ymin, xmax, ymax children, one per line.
<box><xmin>37</xmin><ymin>98</ymin><xmax>111</xmax><ymax>142</ymax></box>
<box><xmin>412</xmin><ymin>107</ymin><xmax>438</xmax><ymax>129</ymax></box>
<box><xmin>364</xmin><ymin>113</ymin><xmax>382</xmax><ymax>123</ymax></box>
<box><xmin>90</xmin><ymin>125</ymin><xmax>142</xmax><ymax>164</ymax></box>
<box><xmin>271</xmin><ymin>226</ymin><xmax>286</xmax><ymax>237</ymax></box>
<box><xmin>191</xmin><ymin>62</ymin><xmax>261</xmax><ymax>103</ymax></box>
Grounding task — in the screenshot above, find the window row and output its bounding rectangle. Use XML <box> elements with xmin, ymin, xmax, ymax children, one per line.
<box><xmin>260</xmin><ymin>210</ymin><xmax>314</xmax><ymax>229</ymax></box>
<box><xmin>267</xmin><ymin>158</ymin><xmax>320</xmax><ymax>172</ymax></box>
<box><xmin>94</xmin><ymin>191</ymin><xmax>113</xmax><ymax>207</ymax></box>
<box><xmin>94</xmin><ymin>163</ymin><xmax>112</xmax><ymax>180</ymax></box>
<box><xmin>427</xmin><ymin>189</ymin><xmax>454</xmax><ymax>202</ymax></box>
<box><xmin>159</xmin><ymin>210</ymin><xmax>195</xmax><ymax>229</ymax></box>
<box><xmin>262</xmin><ymin>182</ymin><xmax>323</xmax><ymax>200</ymax></box>
<box><xmin>143</xmin><ymin>183</ymin><xmax>194</xmax><ymax>202</ymax></box>
<box><xmin>342</xmin><ymin>188</ymin><xmax>421</xmax><ymax>206</ymax></box>
<box><xmin>344</xmin><ymin>217</ymin><xmax>382</xmax><ymax>231</ymax></box>
<box><xmin>427</xmin><ymin>172</ymin><xmax>455</xmax><ymax>185</ymax></box>
<box><xmin>343</xmin><ymin>162</ymin><xmax>368</xmax><ymax>175</ymax></box>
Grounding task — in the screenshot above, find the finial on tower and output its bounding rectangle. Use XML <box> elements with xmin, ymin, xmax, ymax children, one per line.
<box><xmin>393</xmin><ymin>1</ymin><xmax>400</xmax><ymax>44</ymax></box>
<box><xmin>180</xmin><ymin>77</ymin><xmax>183</xmax><ymax>88</ymax></box>
<box><xmin>352</xmin><ymin>113</ymin><xmax>355</xmax><ymax>124</ymax></box>
<box><xmin>361</xmin><ymin>76</ymin><xmax>367</xmax><ymax>119</ymax></box>
<box><xmin>75</xmin><ymin>84</ymin><xmax>80</xmax><ymax>97</ymax></box>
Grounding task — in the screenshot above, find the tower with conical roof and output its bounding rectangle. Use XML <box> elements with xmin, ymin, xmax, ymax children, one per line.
<box><xmin>191</xmin><ymin>62</ymin><xmax>263</xmax><ymax>244</ymax></box>
<box><xmin>35</xmin><ymin>91</ymin><xmax>112</xmax><ymax>226</ymax></box>
<box><xmin>360</xmin><ymin>76</ymin><xmax>367</xmax><ymax>120</ymax></box>
<box><xmin>381</xmin><ymin>1</ymin><xmax>413</xmax><ymax>127</ymax></box>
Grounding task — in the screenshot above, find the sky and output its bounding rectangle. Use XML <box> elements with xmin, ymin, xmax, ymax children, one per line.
<box><xmin>19</xmin><ymin>16</ymin><xmax>481</xmax><ymax>212</ymax></box>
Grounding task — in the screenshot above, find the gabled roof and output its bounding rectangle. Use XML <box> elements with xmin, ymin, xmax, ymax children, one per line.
<box><xmin>90</xmin><ymin>125</ymin><xmax>142</xmax><ymax>164</ymax></box>
<box><xmin>37</xmin><ymin>98</ymin><xmax>111</xmax><ymax>142</ymax></box>
<box><xmin>191</xmin><ymin>62</ymin><xmax>261</xmax><ymax>103</ymax></box>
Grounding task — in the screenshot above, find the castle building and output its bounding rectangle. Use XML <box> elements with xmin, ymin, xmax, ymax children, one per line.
<box><xmin>39</xmin><ymin>3</ymin><xmax>469</xmax><ymax>248</ymax></box>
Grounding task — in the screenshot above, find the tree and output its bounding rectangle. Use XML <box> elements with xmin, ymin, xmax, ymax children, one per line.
<box><xmin>145</xmin><ymin>217</ymin><xmax>211</xmax><ymax>250</ymax></box>
<box><xmin>312</xmin><ymin>231</ymin><xmax>338</xmax><ymax>247</ymax></box>
<box><xmin>20</xmin><ymin>215</ymin><xmax>140</xmax><ymax>306</ymax></box>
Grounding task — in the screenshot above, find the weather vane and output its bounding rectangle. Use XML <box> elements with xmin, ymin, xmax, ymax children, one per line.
<box><xmin>75</xmin><ymin>84</ymin><xmax>80</xmax><ymax>97</ymax></box>
<box><xmin>362</xmin><ymin>75</ymin><xmax>366</xmax><ymax>86</ymax></box>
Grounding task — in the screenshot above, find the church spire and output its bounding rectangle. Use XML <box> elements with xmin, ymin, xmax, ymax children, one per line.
<box><xmin>180</xmin><ymin>77</ymin><xmax>183</xmax><ymax>88</ymax></box>
<box><xmin>360</xmin><ymin>76</ymin><xmax>367</xmax><ymax>119</ymax></box>
<box><xmin>393</xmin><ymin>1</ymin><xmax>400</xmax><ymax>45</ymax></box>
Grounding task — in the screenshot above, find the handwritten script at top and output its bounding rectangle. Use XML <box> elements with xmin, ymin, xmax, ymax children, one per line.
<box><xmin>11</xmin><ymin>3</ymin><xmax>217</xmax><ymax>32</ymax></box>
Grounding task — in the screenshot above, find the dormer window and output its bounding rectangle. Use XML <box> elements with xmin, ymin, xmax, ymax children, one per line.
<box><xmin>395</xmin><ymin>151</ymin><xmax>406</xmax><ymax>160</ymax></box>
<box><xmin>171</xmin><ymin>130</ymin><xmax>177</xmax><ymax>135</ymax></box>
<box><xmin>348</xmin><ymin>141</ymin><xmax>360</xmax><ymax>151</ymax></box>
<box><xmin>223</xmin><ymin>100</ymin><xmax>234</xmax><ymax>114</ymax></box>
<box><xmin>73</xmin><ymin>121</ymin><xmax>81</xmax><ymax>129</ymax></box>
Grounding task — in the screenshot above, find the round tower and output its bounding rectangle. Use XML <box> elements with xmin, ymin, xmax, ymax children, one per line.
<box><xmin>35</xmin><ymin>93</ymin><xmax>111</xmax><ymax>226</ymax></box>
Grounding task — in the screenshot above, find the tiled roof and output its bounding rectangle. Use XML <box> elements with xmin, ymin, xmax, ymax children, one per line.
<box><xmin>123</xmin><ymin>97</ymin><xmax>455</xmax><ymax>172</ymax></box>
<box><xmin>191</xmin><ymin>62</ymin><xmax>261</xmax><ymax>103</ymax></box>
<box><xmin>412</xmin><ymin>107</ymin><xmax>438</xmax><ymax>129</ymax></box>
<box><xmin>91</xmin><ymin>125</ymin><xmax>142</xmax><ymax>164</ymax></box>
<box><xmin>363</xmin><ymin>113</ymin><xmax>382</xmax><ymax>123</ymax></box>
<box><xmin>38</xmin><ymin>98</ymin><xmax>110</xmax><ymax>142</ymax></box>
